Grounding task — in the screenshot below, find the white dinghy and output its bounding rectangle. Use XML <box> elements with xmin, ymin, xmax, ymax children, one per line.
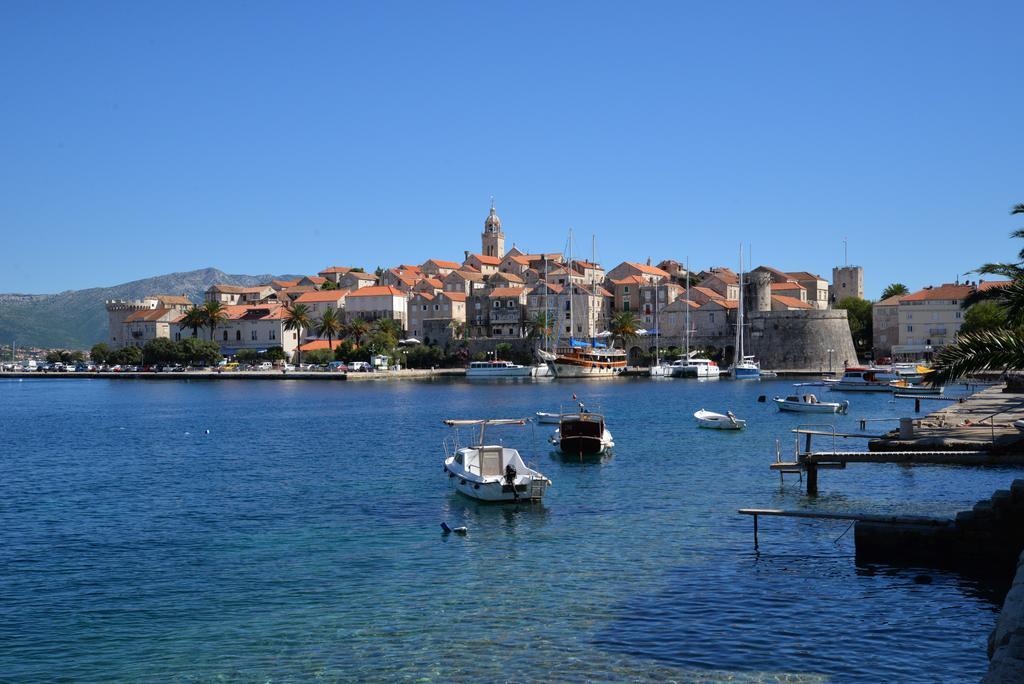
<box><xmin>442</xmin><ymin>419</ymin><xmax>551</xmax><ymax>502</ymax></box>
<box><xmin>694</xmin><ymin>409</ymin><xmax>746</xmax><ymax>430</ymax></box>
<box><xmin>773</xmin><ymin>394</ymin><xmax>849</xmax><ymax>414</ymax></box>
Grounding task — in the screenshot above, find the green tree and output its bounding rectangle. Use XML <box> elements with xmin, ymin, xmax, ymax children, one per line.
<box><xmin>303</xmin><ymin>348</ymin><xmax>335</xmax><ymax>365</ymax></box>
<box><xmin>526</xmin><ymin>312</ymin><xmax>553</xmax><ymax>347</ymax></box>
<box><xmin>202</xmin><ymin>300</ymin><xmax>229</xmax><ymax>341</ymax></box>
<box><xmin>143</xmin><ymin>338</ymin><xmax>180</xmax><ymax>365</ymax></box>
<box><xmin>265</xmin><ymin>346</ymin><xmax>287</xmax><ymax>362</ymax></box>
<box><xmin>609</xmin><ymin>311</ymin><xmax>641</xmax><ymax>349</ymax></box>
<box><xmin>836</xmin><ymin>296</ymin><xmax>873</xmax><ymax>355</ymax></box>
<box><xmin>45</xmin><ymin>350</ymin><xmax>62</xmax><ymax>364</ymax></box>
<box><xmin>959</xmin><ymin>301</ymin><xmax>1009</xmax><ymax>336</ymax></box>
<box><xmin>334</xmin><ymin>339</ymin><xmax>357</xmax><ymax>363</ymax></box>
<box><xmin>406</xmin><ymin>344</ymin><xmax>444</xmax><ymax>369</ymax></box>
<box><xmin>235</xmin><ymin>349</ymin><xmax>259</xmax><ymax>363</ymax></box>
<box><xmin>109</xmin><ymin>346</ymin><xmax>143</xmax><ymax>365</ymax></box>
<box><xmin>180</xmin><ymin>305</ymin><xmax>205</xmax><ymax>338</ymax></box>
<box><xmin>315</xmin><ymin>309</ymin><xmax>344</xmax><ymax>351</ymax></box>
<box><xmin>283</xmin><ymin>303</ymin><xmax>313</xmax><ymax>365</ymax></box>
<box><xmin>345</xmin><ymin>318</ymin><xmax>370</xmax><ymax>347</ymax></box>
<box><xmin>494</xmin><ymin>342</ymin><xmax>514</xmax><ymax>360</ymax></box>
<box><xmin>90</xmin><ymin>343</ymin><xmax>111</xmax><ymax>364</ymax></box>
<box><xmin>880</xmin><ymin>283</ymin><xmax>909</xmax><ymax>300</ymax></box>
<box><xmin>178</xmin><ymin>337</ymin><xmax>221</xmax><ymax>366</ymax></box>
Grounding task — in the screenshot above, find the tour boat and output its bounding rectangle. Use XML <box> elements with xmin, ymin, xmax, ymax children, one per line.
<box><xmin>549</xmin><ymin>404</ymin><xmax>614</xmax><ymax>455</ymax></box>
<box><xmin>544</xmin><ymin>341</ymin><xmax>627</xmax><ymax>378</ymax></box>
<box><xmin>442</xmin><ymin>419</ymin><xmax>551</xmax><ymax>502</ymax></box>
<box><xmin>773</xmin><ymin>394</ymin><xmax>850</xmax><ymax>414</ymax></box>
<box><xmin>828</xmin><ymin>367</ymin><xmax>899</xmax><ymax>392</ymax></box>
<box><xmin>694</xmin><ymin>409</ymin><xmax>746</xmax><ymax>430</ymax></box>
<box><xmin>466</xmin><ymin>360</ymin><xmax>533</xmax><ymax>378</ymax></box>
<box><xmin>669</xmin><ymin>356</ymin><xmax>721</xmax><ymax>378</ymax></box>
<box><xmin>889</xmin><ymin>379</ymin><xmax>944</xmax><ymax>395</ymax></box>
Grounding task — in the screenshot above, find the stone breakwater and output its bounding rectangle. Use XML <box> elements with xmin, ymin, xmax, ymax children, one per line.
<box><xmin>986</xmin><ymin>547</ymin><xmax>1024</xmax><ymax>682</ymax></box>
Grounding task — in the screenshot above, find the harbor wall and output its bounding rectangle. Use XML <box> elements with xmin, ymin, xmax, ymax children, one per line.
<box><xmin>986</xmin><ymin>550</ymin><xmax>1024</xmax><ymax>682</ymax></box>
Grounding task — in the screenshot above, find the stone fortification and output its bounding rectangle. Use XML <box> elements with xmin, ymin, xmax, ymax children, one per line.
<box><xmin>746</xmin><ymin>310</ymin><xmax>858</xmax><ymax>371</ymax></box>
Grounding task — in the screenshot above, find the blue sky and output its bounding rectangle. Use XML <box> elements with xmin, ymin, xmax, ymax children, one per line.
<box><xmin>2</xmin><ymin>2</ymin><xmax>1022</xmax><ymax>297</ymax></box>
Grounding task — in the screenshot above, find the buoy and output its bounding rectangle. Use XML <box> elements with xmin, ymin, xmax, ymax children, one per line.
<box><xmin>757</xmin><ymin>395</ymin><xmax>766</xmax><ymax>403</ymax></box>
<box><xmin>205</xmin><ymin>429</ymin><xmax>210</xmax><ymax>435</ymax></box>
<box><xmin>440</xmin><ymin>522</ymin><xmax>468</xmax><ymax>535</ymax></box>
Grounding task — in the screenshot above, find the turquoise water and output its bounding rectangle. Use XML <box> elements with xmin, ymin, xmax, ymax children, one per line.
<box><xmin>1</xmin><ymin>377</ymin><xmax>1018</xmax><ymax>682</ymax></box>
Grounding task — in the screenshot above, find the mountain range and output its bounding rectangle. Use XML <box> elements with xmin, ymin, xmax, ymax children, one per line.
<box><xmin>0</xmin><ymin>268</ymin><xmax>297</xmax><ymax>350</ymax></box>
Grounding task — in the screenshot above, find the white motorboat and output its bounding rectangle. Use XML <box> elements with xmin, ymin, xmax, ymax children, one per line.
<box><xmin>442</xmin><ymin>419</ymin><xmax>551</xmax><ymax>502</ymax></box>
<box><xmin>549</xmin><ymin>403</ymin><xmax>614</xmax><ymax>455</ymax></box>
<box><xmin>649</xmin><ymin>363</ymin><xmax>672</xmax><ymax>377</ymax></box>
<box><xmin>773</xmin><ymin>394</ymin><xmax>849</xmax><ymax>414</ymax></box>
<box><xmin>694</xmin><ymin>409</ymin><xmax>746</xmax><ymax>430</ymax></box>
<box><xmin>530</xmin><ymin>363</ymin><xmax>552</xmax><ymax>377</ymax></box>
<box><xmin>535</xmin><ymin>411</ymin><xmax>565</xmax><ymax>424</ymax></box>
<box><xmin>828</xmin><ymin>367</ymin><xmax>899</xmax><ymax>392</ymax></box>
<box><xmin>466</xmin><ymin>360</ymin><xmax>533</xmax><ymax>378</ymax></box>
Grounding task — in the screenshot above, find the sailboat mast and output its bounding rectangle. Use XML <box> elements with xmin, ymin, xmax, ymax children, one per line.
<box><xmin>735</xmin><ymin>243</ymin><xmax>743</xmax><ymax>368</ymax></box>
<box><xmin>568</xmin><ymin>228</ymin><xmax>574</xmax><ymax>344</ymax></box>
<box><xmin>684</xmin><ymin>258</ymin><xmax>690</xmax><ymax>358</ymax></box>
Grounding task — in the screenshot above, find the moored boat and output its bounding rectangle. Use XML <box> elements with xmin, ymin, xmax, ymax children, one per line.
<box><xmin>694</xmin><ymin>409</ymin><xmax>746</xmax><ymax>430</ymax></box>
<box><xmin>466</xmin><ymin>360</ymin><xmax>533</xmax><ymax>378</ymax></box>
<box><xmin>889</xmin><ymin>379</ymin><xmax>944</xmax><ymax>395</ymax></box>
<box><xmin>549</xmin><ymin>403</ymin><xmax>614</xmax><ymax>455</ymax></box>
<box><xmin>442</xmin><ymin>419</ymin><xmax>551</xmax><ymax>502</ymax></box>
<box><xmin>535</xmin><ymin>411</ymin><xmax>565</xmax><ymax>424</ymax></box>
<box><xmin>828</xmin><ymin>367</ymin><xmax>898</xmax><ymax>392</ymax></box>
<box><xmin>669</xmin><ymin>356</ymin><xmax>721</xmax><ymax>378</ymax></box>
<box><xmin>546</xmin><ymin>340</ymin><xmax>627</xmax><ymax>378</ymax></box>
<box><xmin>773</xmin><ymin>394</ymin><xmax>849</xmax><ymax>414</ymax></box>
<box><xmin>733</xmin><ymin>355</ymin><xmax>761</xmax><ymax>380</ymax></box>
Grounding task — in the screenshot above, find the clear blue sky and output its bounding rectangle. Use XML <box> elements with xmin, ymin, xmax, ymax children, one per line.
<box><xmin>2</xmin><ymin>2</ymin><xmax>1022</xmax><ymax>297</ymax></box>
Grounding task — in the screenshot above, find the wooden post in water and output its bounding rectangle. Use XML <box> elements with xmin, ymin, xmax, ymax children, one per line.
<box><xmin>915</xmin><ymin>398</ymin><xmax>921</xmax><ymax>413</ymax></box>
<box><xmin>806</xmin><ymin>462</ymin><xmax>818</xmax><ymax>496</ymax></box>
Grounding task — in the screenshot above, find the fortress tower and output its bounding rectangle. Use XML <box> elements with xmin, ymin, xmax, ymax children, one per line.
<box><xmin>481</xmin><ymin>199</ymin><xmax>505</xmax><ymax>258</ymax></box>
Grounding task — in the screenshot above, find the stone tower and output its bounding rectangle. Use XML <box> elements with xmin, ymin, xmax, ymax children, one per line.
<box><xmin>831</xmin><ymin>265</ymin><xmax>864</xmax><ymax>304</ymax></box>
<box><xmin>482</xmin><ymin>199</ymin><xmax>505</xmax><ymax>259</ymax></box>
<box><xmin>746</xmin><ymin>272</ymin><xmax>772</xmax><ymax>313</ymax></box>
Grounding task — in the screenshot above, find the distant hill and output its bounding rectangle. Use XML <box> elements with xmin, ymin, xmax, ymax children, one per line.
<box><xmin>0</xmin><ymin>267</ymin><xmax>298</xmax><ymax>349</ymax></box>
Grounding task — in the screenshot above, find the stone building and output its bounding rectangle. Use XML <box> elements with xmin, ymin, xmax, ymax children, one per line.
<box><xmin>831</xmin><ymin>265</ymin><xmax>864</xmax><ymax>304</ymax></box>
<box><xmin>105</xmin><ymin>295</ymin><xmax>192</xmax><ymax>348</ymax></box>
<box><xmin>872</xmin><ymin>294</ymin><xmax>904</xmax><ymax>359</ymax></box>
<box><xmin>481</xmin><ymin>200</ymin><xmax>505</xmax><ymax>258</ymax></box>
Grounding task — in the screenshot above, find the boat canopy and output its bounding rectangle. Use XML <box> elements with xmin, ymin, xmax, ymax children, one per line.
<box><xmin>569</xmin><ymin>337</ymin><xmax>607</xmax><ymax>349</ymax></box>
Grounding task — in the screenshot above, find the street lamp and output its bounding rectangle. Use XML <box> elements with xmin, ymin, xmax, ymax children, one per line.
<box><xmin>827</xmin><ymin>348</ymin><xmax>834</xmax><ymax>374</ymax></box>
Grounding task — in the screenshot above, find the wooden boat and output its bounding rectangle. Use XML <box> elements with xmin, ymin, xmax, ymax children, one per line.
<box><xmin>545</xmin><ymin>343</ymin><xmax>627</xmax><ymax>378</ymax></box>
<box><xmin>549</xmin><ymin>404</ymin><xmax>614</xmax><ymax>455</ymax></box>
<box><xmin>442</xmin><ymin>419</ymin><xmax>551</xmax><ymax>502</ymax></box>
<box><xmin>773</xmin><ymin>394</ymin><xmax>849</xmax><ymax>414</ymax></box>
<box><xmin>694</xmin><ymin>409</ymin><xmax>746</xmax><ymax>430</ymax></box>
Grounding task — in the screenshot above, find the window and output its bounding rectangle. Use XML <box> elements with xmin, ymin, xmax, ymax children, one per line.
<box><xmin>710</xmin><ymin>313</ymin><xmax>715</xmax><ymax>322</ymax></box>
<box><xmin>565</xmin><ymin>312</ymin><xmax>571</xmax><ymax>320</ymax></box>
<box><xmin>434</xmin><ymin>304</ymin><xmax>439</xmax><ymax>311</ymax></box>
<box><xmin>251</xmin><ymin>330</ymin><xmax>257</xmax><ymax>341</ymax></box>
<box><xmin>624</xmin><ymin>302</ymin><xmax>630</xmax><ymax>311</ymax></box>
<box><xmin>174</xmin><ymin>332</ymin><xmax>181</xmax><ymax>341</ymax></box>
<box><xmin>624</xmin><ymin>286</ymin><xmax>630</xmax><ymax>294</ymax></box>
<box><xmin>564</xmin><ymin>300</ymin><xmax>571</xmax><ymax>311</ymax></box>
<box><xmin>955</xmin><ymin>311</ymin><xmax>962</xmax><ymax>319</ymax></box>
<box><xmin>565</xmin><ymin>325</ymin><xmax>571</xmax><ymax>333</ymax></box>
<box><xmin>236</xmin><ymin>330</ymin><xmax>241</xmax><ymax>341</ymax></box>
<box><xmin>422</xmin><ymin>305</ymin><xmax>427</xmax><ymax>311</ymax></box>
<box><xmin>907</xmin><ymin>325</ymin><xmax>913</xmax><ymax>332</ymax></box>
<box><xmin>223</xmin><ymin>330</ymin><xmax>228</xmax><ymax>341</ymax></box>
<box><xmin>508</xmin><ymin>328</ymin><xmax>514</xmax><ymax>335</ymax></box>
<box><xmin>270</xmin><ymin>330</ymin><xmax>276</xmax><ymax>340</ymax></box>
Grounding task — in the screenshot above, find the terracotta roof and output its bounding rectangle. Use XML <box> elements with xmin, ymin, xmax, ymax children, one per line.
<box><xmin>319</xmin><ymin>266</ymin><xmax>352</xmax><ymax>275</ymax></box>
<box><xmin>507</xmin><ymin>255</ymin><xmax>532</xmax><ymax>266</ymax></box>
<box><xmin>977</xmin><ymin>280</ymin><xmax>1011</xmax><ymax>291</ymax></box>
<box><xmin>221</xmin><ymin>304</ymin><xmax>287</xmax><ymax>320</ymax></box>
<box><xmin>424</xmin><ymin>259</ymin><xmax>461</xmax><ymax>269</ymax></box>
<box><xmin>447</xmin><ymin>270</ymin><xmax>484</xmax><ymax>282</ymax></box>
<box><xmin>441</xmin><ymin>291</ymin><xmax>467</xmax><ymax>302</ymax></box>
<box><xmin>420</xmin><ymin>277</ymin><xmax>443</xmax><ymax>288</ymax></box>
<box><xmin>595</xmin><ymin>285</ymin><xmax>614</xmax><ymax>297</ymax></box>
<box><xmin>272</xmin><ymin>279</ymin><xmax>300</xmax><ymax>288</ymax></box>
<box><xmin>125</xmin><ymin>308</ymin><xmax>172</xmax><ymax>322</ymax></box>
<box><xmin>294</xmin><ymin>290</ymin><xmax>349</xmax><ymax>304</ymax></box>
<box><xmin>153</xmin><ymin>294</ymin><xmax>191</xmax><ymax>305</ymax></box>
<box><xmin>533</xmin><ymin>282</ymin><xmax>564</xmax><ymax>294</ymax></box>
<box><xmin>703</xmin><ymin>299</ymin><xmax>739</xmax><ymax>309</ymax></box>
<box><xmin>493</xmin><ymin>272</ymin><xmax>524</xmax><ymax>283</ymax></box>
<box><xmin>691</xmin><ymin>286</ymin><xmax>724</xmax><ymax>299</ymax></box>
<box><xmin>705</xmin><ymin>270</ymin><xmax>738</xmax><ymax>284</ymax></box>
<box><xmin>902</xmin><ymin>284</ymin><xmax>974</xmax><ymax>302</ymax></box>
<box><xmin>410</xmin><ymin>291</ymin><xmax>436</xmax><ymax>301</ymax></box>
<box><xmin>398</xmin><ymin>264</ymin><xmax>422</xmax><ymax>273</ymax></box>
<box><xmin>346</xmin><ymin>285</ymin><xmax>405</xmax><ymax>298</ymax></box>
<box><xmin>488</xmin><ymin>287</ymin><xmax>526</xmax><ymax>298</ymax></box>
<box><xmin>280</xmin><ymin>286</ymin><xmax>317</xmax><ymax>295</ymax></box>
<box><xmin>612</xmin><ymin>275</ymin><xmax>646</xmax><ymax>286</ymax></box>
<box><xmin>771</xmin><ymin>282</ymin><xmax>805</xmax><ymax>291</ymax></box>
<box><xmin>875</xmin><ymin>295</ymin><xmax>905</xmax><ymax>307</ymax></box>
<box><xmin>571</xmin><ymin>259</ymin><xmax>600</xmax><ymax>269</ymax></box>
<box><xmin>461</xmin><ymin>264</ymin><xmax>480</xmax><ymax>273</ymax></box>
<box><xmin>298</xmin><ymin>339</ymin><xmax>345</xmax><ymax>351</ymax></box>
<box><xmin>754</xmin><ymin>265</ymin><xmax>791</xmax><ymax>281</ymax></box>
<box><xmin>304</xmin><ymin>276</ymin><xmax>327</xmax><ymax>285</ymax></box>
<box><xmin>772</xmin><ymin>295</ymin><xmax>812</xmax><ymax>309</ymax></box>
<box><xmin>208</xmin><ymin>284</ymin><xmax>248</xmax><ymax>293</ymax></box>
<box><xmin>468</xmin><ymin>253</ymin><xmax>502</xmax><ymax>266</ymax></box>
<box><xmin>786</xmin><ymin>271</ymin><xmax>824</xmax><ymax>281</ymax></box>
<box><xmin>347</xmin><ymin>271</ymin><xmax>377</xmax><ymax>280</ymax></box>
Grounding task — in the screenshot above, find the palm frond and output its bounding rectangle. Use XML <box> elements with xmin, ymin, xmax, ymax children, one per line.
<box><xmin>928</xmin><ymin>329</ymin><xmax>1024</xmax><ymax>385</ymax></box>
<box><xmin>976</xmin><ymin>263</ymin><xmax>1024</xmax><ymax>280</ymax></box>
<box><xmin>1011</xmin><ymin>204</ymin><xmax>1024</xmax><ymax>215</ymax></box>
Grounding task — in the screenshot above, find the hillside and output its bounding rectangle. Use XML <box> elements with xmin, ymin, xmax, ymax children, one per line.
<box><xmin>0</xmin><ymin>267</ymin><xmax>296</xmax><ymax>349</ymax></box>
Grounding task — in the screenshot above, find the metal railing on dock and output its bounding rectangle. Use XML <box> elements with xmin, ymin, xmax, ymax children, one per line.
<box><xmin>737</xmin><ymin>508</ymin><xmax>951</xmax><ymax>548</ymax></box>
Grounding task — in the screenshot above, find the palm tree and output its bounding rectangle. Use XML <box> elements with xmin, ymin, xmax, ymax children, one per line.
<box><xmin>447</xmin><ymin>320</ymin><xmax>468</xmax><ymax>343</ymax></box>
<box><xmin>880</xmin><ymin>283</ymin><xmax>909</xmax><ymax>300</ymax></box>
<box><xmin>929</xmin><ymin>204</ymin><xmax>1024</xmax><ymax>384</ymax></box>
<box><xmin>345</xmin><ymin>318</ymin><xmax>370</xmax><ymax>347</ymax></box>
<box><xmin>202</xmin><ymin>301</ymin><xmax>229</xmax><ymax>341</ymax></box>
<box><xmin>374</xmin><ymin>317</ymin><xmax>401</xmax><ymax>340</ymax></box>
<box><xmin>526</xmin><ymin>312</ymin><xmax>553</xmax><ymax>346</ymax></box>
<box><xmin>315</xmin><ymin>308</ymin><xmax>343</xmax><ymax>351</ymax></box>
<box><xmin>284</xmin><ymin>303</ymin><xmax>313</xmax><ymax>366</ymax></box>
<box><xmin>180</xmin><ymin>305</ymin><xmax>205</xmax><ymax>338</ymax></box>
<box><xmin>609</xmin><ymin>311</ymin><xmax>640</xmax><ymax>349</ymax></box>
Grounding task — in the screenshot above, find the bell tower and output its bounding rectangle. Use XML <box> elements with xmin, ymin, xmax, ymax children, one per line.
<box><xmin>482</xmin><ymin>198</ymin><xmax>505</xmax><ymax>258</ymax></box>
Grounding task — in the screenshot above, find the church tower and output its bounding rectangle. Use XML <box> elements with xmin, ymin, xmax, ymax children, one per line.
<box><xmin>481</xmin><ymin>198</ymin><xmax>505</xmax><ymax>258</ymax></box>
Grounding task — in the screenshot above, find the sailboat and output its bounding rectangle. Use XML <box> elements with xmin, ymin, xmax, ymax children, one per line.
<box><xmin>546</xmin><ymin>230</ymin><xmax>627</xmax><ymax>378</ymax></box>
<box><xmin>531</xmin><ymin>255</ymin><xmax>553</xmax><ymax>377</ymax></box>
<box><xmin>733</xmin><ymin>243</ymin><xmax>761</xmax><ymax>380</ymax></box>
<box><xmin>648</xmin><ymin>273</ymin><xmax>670</xmax><ymax>377</ymax></box>
<box><xmin>671</xmin><ymin>257</ymin><xmax>720</xmax><ymax>378</ymax></box>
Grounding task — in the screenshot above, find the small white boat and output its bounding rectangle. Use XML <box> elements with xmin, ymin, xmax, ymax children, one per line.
<box><xmin>773</xmin><ymin>394</ymin><xmax>849</xmax><ymax>414</ymax></box>
<box><xmin>829</xmin><ymin>367</ymin><xmax>898</xmax><ymax>392</ymax></box>
<box><xmin>649</xmin><ymin>363</ymin><xmax>672</xmax><ymax>377</ymax></box>
<box><xmin>530</xmin><ymin>363</ymin><xmax>552</xmax><ymax>377</ymax></box>
<box><xmin>694</xmin><ymin>409</ymin><xmax>746</xmax><ymax>430</ymax></box>
<box><xmin>549</xmin><ymin>404</ymin><xmax>614</xmax><ymax>455</ymax></box>
<box><xmin>442</xmin><ymin>419</ymin><xmax>551</xmax><ymax>502</ymax></box>
<box><xmin>466</xmin><ymin>360</ymin><xmax>532</xmax><ymax>378</ymax></box>
<box><xmin>535</xmin><ymin>411</ymin><xmax>565</xmax><ymax>424</ymax></box>
<box><xmin>669</xmin><ymin>356</ymin><xmax>721</xmax><ymax>378</ymax></box>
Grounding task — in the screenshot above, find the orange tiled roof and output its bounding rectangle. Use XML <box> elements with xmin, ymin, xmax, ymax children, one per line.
<box><xmin>469</xmin><ymin>253</ymin><xmax>502</xmax><ymax>266</ymax></box>
<box><xmin>305</xmin><ymin>276</ymin><xmax>327</xmax><ymax>285</ymax></box>
<box><xmin>441</xmin><ymin>291</ymin><xmax>467</xmax><ymax>302</ymax></box>
<box><xmin>626</xmin><ymin>262</ymin><xmax>670</xmax><ymax>278</ymax></box>
<box><xmin>424</xmin><ymin>259</ymin><xmax>461</xmax><ymax>269</ymax></box>
<box><xmin>346</xmin><ymin>285</ymin><xmax>405</xmax><ymax>298</ymax></box>
<box><xmin>410</xmin><ymin>291</ymin><xmax>436</xmax><ymax>301</ymax></box>
<box><xmin>488</xmin><ymin>287</ymin><xmax>526</xmax><ymax>298</ymax></box>
<box><xmin>493</xmin><ymin>272</ymin><xmax>524</xmax><ymax>283</ymax></box>
<box><xmin>507</xmin><ymin>255</ymin><xmax>532</xmax><ymax>266</ymax></box>
<box><xmin>154</xmin><ymin>294</ymin><xmax>191</xmax><ymax>305</ymax></box>
<box><xmin>612</xmin><ymin>275</ymin><xmax>646</xmax><ymax>286</ymax></box>
<box><xmin>421</xmin><ymin>277</ymin><xmax>443</xmax><ymax>288</ymax></box>
<box><xmin>786</xmin><ymin>271</ymin><xmax>823</xmax><ymax>281</ymax></box>
<box><xmin>125</xmin><ymin>308</ymin><xmax>172</xmax><ymax>322</ymax></box>
<box><xmin>319</xmin><ymin>266</ymin><xmax>352</xmax><ymax>274</ymax></box>
<box><xmin>272</xmin><ymin>279</ymin><xmax>300</xmax><ymax>288</ymax></box>
<box><xmin>875</xmin><ymin>294</ymin><xmax>905</xmax><ymax>306</ymax></box>
<box><xmin>771</xmin><ymin>282</ymin><xmax>805</xmax><ymax>291</ymax></box>
<box><xmin>691</xmin><ymin>286</ymin><xmax>724</xmax><ymax>299</ymax></box>
<box><xmin>977</xmin><ymin>280</ymin><xmax>1011</xmax><ymax>291</ymax></box>
<box><xmin>702</xmin><ymin>299</ymin><xmax>738</xmax><ymax>309</ymax></box>
<box><xmin>533</xmin><ymin>282</ymin><xmax>564</xmax><ymax>294</ymax></box>
<box><xmin>772</xmin><ymin>295</ymin><xmax>812</xmax><ymax>309</ymax></box>
<box><xmin>294</xmin><ymin>290</ymin><xmax>350</xmax><ymax>303</ymax></box>
<box><xmin>298</xmin><ymin>339</ymin><xmax>345</xmax><ymax>351</ymax></box>
<box><xmin>902</xmin><ymin>284</ymin><xmax>974</xmax><ymax>302</ymax></box>
<box><xmin>447</xmin><ymin>270</ymin><xmax>484</xmax><ymax>282</ymax></box>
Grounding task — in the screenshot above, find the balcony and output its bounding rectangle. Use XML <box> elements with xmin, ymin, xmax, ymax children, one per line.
<box><xmin>928</xmin><ymin>328</ymin><xmax>947</xmax><ymax>335</ymax></box>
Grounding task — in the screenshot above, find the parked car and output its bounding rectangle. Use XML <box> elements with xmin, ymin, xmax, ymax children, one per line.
<box><xmin>257</xmin><ymin>361</ymin><xmax>273</xmax><ymax>371</ymax></box>
<box><xmin>349</xmin><ymin>361</ymin><xmax>372</xmax><ymax>372</ymax></box>
<box><xmin>328</xmin><ymin>361</ymin><xmax>347</xmax><ymax>372</ymax></box>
